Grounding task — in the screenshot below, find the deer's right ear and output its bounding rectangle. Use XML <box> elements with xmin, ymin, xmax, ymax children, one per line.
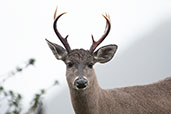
<box><xmin>46</xmin><ymin>39</ymin><xmax>67</xmax><ymax>60</ymax></box>
<box><xmin>93</xmin><ymin>44</ymin><xmax>118</xmax><ymax>63</ymax></box>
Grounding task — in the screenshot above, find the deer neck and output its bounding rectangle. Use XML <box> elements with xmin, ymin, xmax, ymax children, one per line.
<box><xmin>69</xmin><ymin>69</ymin><xmax>102</xmax><ymax>114</ymax></box>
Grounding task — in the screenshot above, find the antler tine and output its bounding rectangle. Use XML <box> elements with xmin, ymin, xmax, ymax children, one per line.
<box><xmin>53</xmin><ymin>8</ymin><xmax>71</xmax><ymax>52</ymax></box>
<box><xmin>89</xmin><ymin>14</ymin><xmax>111</xmax><ymax>53</ymax></box>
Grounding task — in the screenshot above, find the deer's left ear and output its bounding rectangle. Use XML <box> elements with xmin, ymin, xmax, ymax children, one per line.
<box><xmin>93</xmin><ymin>44</ymin><xmax>118</xmax><ymax>63</ymax></box>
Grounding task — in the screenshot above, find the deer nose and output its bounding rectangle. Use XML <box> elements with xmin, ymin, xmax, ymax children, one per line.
<box><xmin>74</xmin><ymin>77</ymin><xmax>88</xmax><ymax>90</ymax></box>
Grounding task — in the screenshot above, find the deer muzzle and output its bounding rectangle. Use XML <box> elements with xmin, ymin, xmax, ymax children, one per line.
<box><xmin>74</xmin><ymin>77</ymin><xmax>88</xmax><ymax>90</ymax></box>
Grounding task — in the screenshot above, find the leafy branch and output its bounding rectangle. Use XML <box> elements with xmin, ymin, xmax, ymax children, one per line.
<box><xmin>26</xmin><ymin>80</ymin><xmax>58</xmax><ymax>114</ymax></box>
<box><xmin>0</xmin><ymin>87</ymin><xmax>22</xmax><ymax>114</ymax></box>
<box><xmin>0</xmin><ymin>58</ymin><xmax>35</xmax><ymax>83</ymax></box>
<box><xmin>0</xmin><ymin>58</ymin><xmax>58</xmax><ymax>114</ymax></box>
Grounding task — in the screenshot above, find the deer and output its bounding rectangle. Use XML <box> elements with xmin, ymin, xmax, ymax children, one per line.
<box><xmin>45</xmin><ymin>9</ymin><xmax>171</xmax><ymax>114</ymax></box>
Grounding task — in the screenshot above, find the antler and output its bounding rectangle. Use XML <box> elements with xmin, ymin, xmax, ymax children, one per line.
<box><xmin>89</xmin><ymin>14</ymin><xmax>111</xmax><ymax>53</ymax></box>
<box><xmin>53</xmin><ymin>8</ymin><xmax>71</xmax><ymax>52</ymax></box>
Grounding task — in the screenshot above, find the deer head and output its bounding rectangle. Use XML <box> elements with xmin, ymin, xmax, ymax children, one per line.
<box><xmin>46</xmin><ymin>9</ymin><xmax>118</xmax><ymax>91</ymax></box>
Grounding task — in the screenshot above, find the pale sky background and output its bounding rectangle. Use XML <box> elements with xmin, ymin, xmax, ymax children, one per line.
<box><xmin>0</xmin><ymin>0</ymin><xmax>171</xmax><ymax>113</ymax></box>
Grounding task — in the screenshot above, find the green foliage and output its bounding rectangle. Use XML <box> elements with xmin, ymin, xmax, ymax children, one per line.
<box><xmin>0</xmin><ymin>58</ymin><xmax>59</xmax><ymax>114</ymax></box>
<box><xmin>27</xmin><ymin>89</ymin><xmax>45</xmax><ymax>113</ymax></box>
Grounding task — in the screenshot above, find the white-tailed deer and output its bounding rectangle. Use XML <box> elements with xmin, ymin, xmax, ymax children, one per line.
<box><xmin>46</xmin><ymin>9</ymin><xmax>171</xmax><ymax>114</ymax></box>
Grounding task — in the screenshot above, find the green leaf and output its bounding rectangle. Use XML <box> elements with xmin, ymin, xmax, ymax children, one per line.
<box><xmin>40</xmin><ymin>89</ymin><xmax>46</xmax><ymax>94</ymax></box>
<box><xmin>0</xmin><ymin>86</ymin><xmax>4</xmax><ymax>91</ymax></box>
<box><xmin>28</xmin><ymin>58</ymin><xmax>35</xmax><ymax>65</ymax></box>
<box><xmin>9</xmin><ymin>90</ymin><xmax>14</xmax><ymax>97</ymax></box>
<box><xmin>16</xmin><ymin>67</ymin><xmax>22</xmax><ymax>72</ymax></box>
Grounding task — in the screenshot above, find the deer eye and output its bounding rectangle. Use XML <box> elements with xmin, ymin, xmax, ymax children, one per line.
<box><xmin>88</xmin><ymin>63</ymin><xmax>93</xmax><ymax>68</ymax></box>
<box><xmin>67</xmin><ymin>62</ymin><xmax>74</xmax><ymax>68</ymax></box>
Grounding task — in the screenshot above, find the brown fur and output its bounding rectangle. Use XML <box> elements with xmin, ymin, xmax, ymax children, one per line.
<box><xmin>71</xmin><ymin>71</ymin><xmax>171</xmax><ymax>114</ymax></box>
<box><xmin>63</xmin><ymin>50</ymin><xmax>171</xmax><ymax>114</ymax></box>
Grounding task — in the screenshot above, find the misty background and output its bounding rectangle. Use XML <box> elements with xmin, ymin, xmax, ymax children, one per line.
<box><xmin>0</xmin><ymin>0</ymin><xmax>171</xmax><ymax>113</ymax></box>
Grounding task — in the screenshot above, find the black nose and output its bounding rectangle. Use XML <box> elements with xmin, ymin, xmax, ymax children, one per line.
<box><xmin>74</xmin><ymin>78</ymin><xmax>88</xmax><ymax>89</ymax></box>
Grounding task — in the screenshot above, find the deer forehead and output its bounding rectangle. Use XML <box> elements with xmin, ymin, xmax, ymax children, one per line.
<box><xmin>65</xmin><ymin>49</ymin><xmax>94</xmax><ymax>63</ymax></box>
